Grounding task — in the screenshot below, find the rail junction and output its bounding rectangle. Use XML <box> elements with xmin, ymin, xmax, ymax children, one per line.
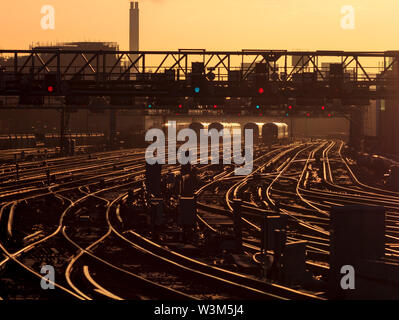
<box><xmin>0</xmin><ymin>135</ymin><xmax>398</xmax><ymax>299</ymax></box>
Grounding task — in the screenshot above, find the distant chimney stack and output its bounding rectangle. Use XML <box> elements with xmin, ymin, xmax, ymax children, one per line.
<box><xmin>129</xmin><ymin>1</ymin><xmax>139</xmax><ymax>58</ymax></box>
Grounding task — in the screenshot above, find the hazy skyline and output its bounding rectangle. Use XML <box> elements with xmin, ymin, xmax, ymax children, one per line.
<box><xmin>0</xmin><ymin>0</ymin><xmax>397</xmax><ymax>51</ymax></box>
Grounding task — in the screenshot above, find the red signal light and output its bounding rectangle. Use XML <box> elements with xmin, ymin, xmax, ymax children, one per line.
<box><xmin>306</xmin><ymin>113</ymin><xmax>310</xmax><ymax>117</ymax></box>
<box><xmin>178</xmin><ymin>104</ymin><xmax>182</xmax><ymax>108</ymax></box>
<box><xmin>258</xmin><ymin>88</ymin><xmax>264</xmax><ymax>94</ymax></box>
<box><xmin>288</xmin><ymin>105</ymin><xmax>292</xmax><ymax>109</ymax></box>
<box><xmin>47</xmin><ymin>86</ymin><xmax>54</xmax><ymax>93</ymax></box>
<box><xmin>213</xmin><ymin>105</ymin><xmax>217</xmax><ymax>109</ymax></box>
<box><xmin>321</xmin><ymin>106</ymin><xmax>325</xmax><ymax>110</ymax></box>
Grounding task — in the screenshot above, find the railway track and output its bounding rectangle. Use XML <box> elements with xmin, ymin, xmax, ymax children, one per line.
<box><xmin>1</xmin><ymin>139</ymin><xmax>398</xmax><ymax>300</ymax></box>
<box><xmin>195</xmin><ymin>139</ymin><xmax>399</xmax><ymax>295</ymax></box>
<box><xmin>0</xmin><ymin>145</ymin><xmax>290</xmax><ymax>300</ymax></box>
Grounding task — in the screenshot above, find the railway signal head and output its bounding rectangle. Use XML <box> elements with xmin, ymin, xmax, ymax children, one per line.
<box><xmin>285</xmin><ymin>105</ymin><xmax>295</xmax><ymax>116</ymax></box>
<box><xmin>44</xmin><ymin>73</ymin><xmax>57</xmax><ymax>94</ymax></box>
<box><xmin>174</xmin><ymin>102</ymin><xmax>189</xmax><ymax>114</ymax></box>
<box><xmin>45</xmin><ymin>82</ymin><xmax>57</xmax><ymax>94</ymax></box>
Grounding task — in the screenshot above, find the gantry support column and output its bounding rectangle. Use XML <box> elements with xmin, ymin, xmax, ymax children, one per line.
<box><xmin>59</xmin><ymin>108</ymin><xmax>70</xmax><ymax>156</ymax></box>
<box><xmin>109</xmin><ymin>109</ymin><xmax>117</xmax><ymax>148</ymax></box>
<box><xmin>349</xmin><ymin>108</ymin><xmax>364</xmax><ymax>151</ymax></box>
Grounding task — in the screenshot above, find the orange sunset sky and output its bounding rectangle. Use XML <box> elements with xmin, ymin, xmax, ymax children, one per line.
<box><xmin>0</xmin><ymin>0</ymin><xmax>397</xmax><ymax>51</ymax></box>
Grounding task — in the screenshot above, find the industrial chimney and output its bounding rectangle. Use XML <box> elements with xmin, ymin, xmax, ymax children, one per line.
<box><xmin>129</xmin><ymin>1</ymin><xmax>139</xmax><ymax>60</ymax></box>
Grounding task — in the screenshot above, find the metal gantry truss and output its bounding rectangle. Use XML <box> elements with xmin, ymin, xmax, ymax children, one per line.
<box><xmin>0</xmin><ymin>49</ymin><xmax>399</xmax><ymax>110</ymax></box>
